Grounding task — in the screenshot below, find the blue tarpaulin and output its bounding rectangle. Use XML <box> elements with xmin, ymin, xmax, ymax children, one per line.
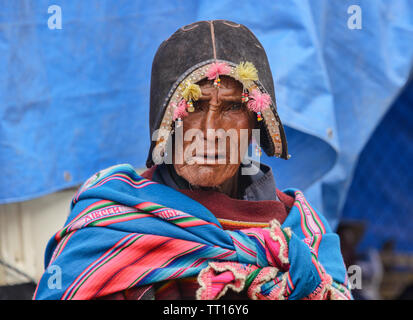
<box><xmin>342</xmin><ymin>78</ymin><xmax>413</xmax><ymax>253</ymax></box>
<box><xmin>1</xmin><ymin>1</ymin><xmax>412</xmax><ymax>250</ymax></box>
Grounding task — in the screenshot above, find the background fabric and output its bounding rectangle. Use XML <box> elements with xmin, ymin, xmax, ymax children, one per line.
<box><xmin>341</xmin><ymin>78</ymin><xmax>413</xmax><ymax>253</ymax></box>
<box><xmin>0</xmin><ymin>0</ymin><xmax>412</xmax><ymax>252</ymax></box>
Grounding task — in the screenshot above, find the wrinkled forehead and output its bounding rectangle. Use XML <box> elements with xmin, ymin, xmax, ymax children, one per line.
<box><xmin>197</xmin><ymin>76</ymin><xmax>243</xmax><ymax>101</ymax></box>
<box><xmin>198</xmin><ymin>76</ymin><xmax>243</xmax><ymax>90</ymax></box>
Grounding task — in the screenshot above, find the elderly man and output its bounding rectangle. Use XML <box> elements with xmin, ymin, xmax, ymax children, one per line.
<box><xmin>34</xmin><ymin>20</ymin><xmax>351</xmax><ymax>300</ymax></box>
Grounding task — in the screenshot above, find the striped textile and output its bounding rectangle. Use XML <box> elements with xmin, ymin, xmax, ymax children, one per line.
<box><xmin>33</xmin><ymin>164</ymin><xmax>351</xmax><ymax>300</ymax></box>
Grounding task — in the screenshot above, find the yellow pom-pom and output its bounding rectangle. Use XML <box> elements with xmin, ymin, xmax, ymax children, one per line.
<box><xmin>234</xmin><ymin>61</ymin><xmax>258</xmax><ymax>88</ymax></box>
<box><xmin>182</xmin><ymin>81</ymin><xmax>201</xmax><ymax>101</ymax></box>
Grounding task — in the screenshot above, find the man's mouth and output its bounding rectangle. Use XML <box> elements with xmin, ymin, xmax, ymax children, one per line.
<box><xmin>188</xmin><ymin>153</ymin><xmax>227</xmax><ymax>164</ymax></box>
<box><xmin>203</xmin><ymin>153</ymin><xmax>226</xmax><ymax>160</ymax></box>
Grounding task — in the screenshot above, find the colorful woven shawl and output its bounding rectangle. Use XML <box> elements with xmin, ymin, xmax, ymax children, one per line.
<box><xmin>33</xmin><ymin>164</ymin><xmax>352</xmax><ymax>300</ymax></box>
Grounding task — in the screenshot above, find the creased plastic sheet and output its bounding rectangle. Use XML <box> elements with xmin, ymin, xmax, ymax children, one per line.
<box><xmin>1</xmin><ymin>1</ymin><xmax>412</xmax><ymax>235</ymax></box>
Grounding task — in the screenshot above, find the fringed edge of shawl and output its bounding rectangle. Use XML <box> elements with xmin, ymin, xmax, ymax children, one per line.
<box><xmin>196</xmin><ymin>262</ymin><xmax>252</xmax><ymax>300</ymax></box>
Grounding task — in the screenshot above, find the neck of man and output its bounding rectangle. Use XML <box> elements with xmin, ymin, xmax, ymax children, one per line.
<box><xmin>212</xmin><ymin>170</ymin><xmax>240</xmax><ymax>198</ymax></box>
<box><xmin>167</xmin><ymin>164</ymin><xmax>241</xmax><ymax>199</ymax></box>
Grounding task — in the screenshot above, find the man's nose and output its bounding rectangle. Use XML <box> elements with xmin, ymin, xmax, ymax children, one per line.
<box><xmin>204</xmin><ymin>106</ymin><xmax>221</xmax><ymax>131</ymax></box>
<box><xmin>203</xmin><ymin>90</ymin><xmax>221</xmax><ymax>131</ymax></box>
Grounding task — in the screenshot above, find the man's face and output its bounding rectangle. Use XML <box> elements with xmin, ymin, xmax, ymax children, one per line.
<box><xmin>173</xmin><ymin>76</ymin><xmax>255</xmax><ymax>187</ymax></box>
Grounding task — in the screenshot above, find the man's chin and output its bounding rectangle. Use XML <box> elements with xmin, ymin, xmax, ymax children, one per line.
<box><xmin>174</xmin><ymin>163</ymin><xmax>238</xmax><ymax>187</ymax></box>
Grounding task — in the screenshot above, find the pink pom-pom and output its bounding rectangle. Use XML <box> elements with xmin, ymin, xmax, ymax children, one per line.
<box><xmin>173</xmin><ymin>99</ymin><xmax>189</xmax><ymax>120</ymax></box>
<box><xmin>247</xmin><ymin>89</ymin><xmax>271</xmax><ymax>113</ymax></box>
<box><xmin>206</xmin><ymin>62</ymin><xmax>231</xmax><ymax>80</ymax></box>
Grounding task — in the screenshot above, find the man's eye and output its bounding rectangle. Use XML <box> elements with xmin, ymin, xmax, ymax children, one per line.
<box><xmin>193</xmin><ymin>102</ymin><xmax>206</xmax><ymax>112</ymax></box>
<box><xmin>229</xmin><ymin>103</ymin><xmax>243</xmax><ymax>111</ymax></box>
